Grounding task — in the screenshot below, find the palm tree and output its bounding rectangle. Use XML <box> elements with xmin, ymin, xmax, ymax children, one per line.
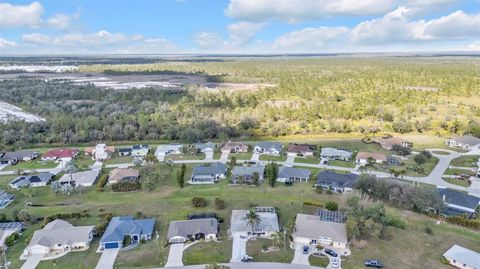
<box><xmin>242</xmin><ymin>208</ymin><xmax>260</xmax><ymax>235</ymax></box>
<box><xmin>271</xmin><ymin>232</ymin><xmax>284</xmax><ymax>248</ymax></box>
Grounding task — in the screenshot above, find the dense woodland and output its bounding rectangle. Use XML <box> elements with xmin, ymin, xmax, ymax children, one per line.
<box><xmin>1</xmin><ymin>57</ymin><xmax>479</xmax><ymax>147</ymax></box>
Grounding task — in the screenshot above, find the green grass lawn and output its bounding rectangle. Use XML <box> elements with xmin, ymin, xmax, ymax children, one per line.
<box><xmin>442</xmin><ymin>177</ymin><xmax>471</xmax><ymax>187</ymax></box>
<box><xmin>230</xmin><ymin>152</ymin><xmax>253</xmax><ymax>160</ymax></box>
<box><xmin>450</xmin><ymin>155</ymin><xmax>480</xmax><ymax>168</ymax></box>
<box><xmin>213</xmin><ymin>151</ymin><xmax>222</xmax><ymax>160</ymax></box>
<box><xmin>103</xmin><ymin>156</ymin><xmax>133</xmax><ymax>165</ymax></box>
<box><xmin>184</xmin><ymin>240</ymin><xmax>232</xmax><ymax>265</ymax></box>
<box><xmin>309</xmin><ymin>254</ymin><xmax>330</xmax><ymax>267</ymax></box>
<box><xmin>246</xmin><ymin>238</ymin><xmax>293</xmax><ymax>263</ymax></box>
<box><xmin>3</xmin><ymin>160</ymin><xmax>58</xmax><ymax>171</ymax></box>
<box><xmin>328</xmin><ymin>160</ymin><xmax>356</xmax><ymax>168</ymax></box>
<box><xmin>294</xmin><ymin>157</ymin><xmax>319</xmax><ymax>164</ymax></box>
<box><xmin>166</xmin><ymin>153</ymin><xmax>206</xmax><ymax>161</ymax></box>
<box><xmin>259</xmin><ymin>155</ymin><xmax>287</xmax><ymax>162</ymax></box>
<box><xmin>431</xmin><ymin>150</ymin><xmax>451</xmax><ymax>155</ymax></box>
<box><xmin>444</xmin><ymin>168</ymin><xmax>475</xmax><ymax>176</ymax></box>
<box><xmin>73</xmin><ymin>153</ymin><xmax>95</xmax><ymax>169</ymax></box>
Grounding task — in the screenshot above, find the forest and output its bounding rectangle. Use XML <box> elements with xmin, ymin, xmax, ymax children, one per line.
<box><xmin>1</xmin><ymin>57</ymin><xmax>479</xmax><ymax>147</ymax></box>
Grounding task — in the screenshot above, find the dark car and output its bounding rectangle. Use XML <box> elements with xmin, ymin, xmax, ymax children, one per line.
<box><xmin>303</xmin><ymin>246</ymin><xmax>309</xmax><ymax>254</ymax></box>
<box><xmin>364</xmin><ymin>259</ymin><xmax>384</xmax><ymax>268</ymax></box>
<box><xmin>241</xmin><ymin>256</ymin><xmax>253</xmax><ymax>262</ymax></box>
<box><xmin>324</xmin><ymin>248</ymin><xmax>338</xmax><ymax>257</ymax></box>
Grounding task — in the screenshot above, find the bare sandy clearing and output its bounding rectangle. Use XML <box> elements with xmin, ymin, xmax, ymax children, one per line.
<box><xmin>0</xmin><ymin>101</ymin><xmax>45</xmax><ymax>123</ymax></box>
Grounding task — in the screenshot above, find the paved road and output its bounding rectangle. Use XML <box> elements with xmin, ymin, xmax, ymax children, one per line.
<box><xmin>251</xmin><ymin>153</ymin><xmax>260</xmax><ymax>162</ymax></box>
<box><xmin>95</xmin><ymin>249</ymin><xmax>119</xmax><ymax>269</ymax></box>
<box><xmin>165</xmin><ymin>243</ymin><xmax>185</xmax><ymax>267</ymax></box>
<box><xmin>155</xmin><ymin>262</ymin><xmax>324</xmax><ymax>269</ymax></box>
<box><xmin>20</xmin><ymin>254</ymin><xmax>43</xmax><ymax>269</ymax></box>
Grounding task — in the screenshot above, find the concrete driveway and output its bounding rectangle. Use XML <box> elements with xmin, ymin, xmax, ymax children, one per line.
<box><xmin>230</xmin><ymin>233</ymin><xmax>248</xmax><ymax>262</ymax></box>
<box><xmin>205</xmin><ymin>151</ymin><xmax>214</xmax><ymax>160</ymax></box>
<box><xmin>220</xmin><ymin>152</ymin><xmax>230</xmax><ymax>162</ymax></box>
<box><xmin>165</xmin><ymin>243</ymin><xmax>185</xmax><ymax>267</ymax></box>
<box><xmin>285</xmin><ymin>155</ymin><xmax>296</xmax><ymax>167</ymax></box>
<box><xmin>95</xmin><ymin>249</ymin><xmax>119</xmax><ymax>269</ymax></box>
<box><xmin>20</xmin><ymin>254</ymin><xmax>43</xmax><ymax>269</ymax></box>
<box><xmin>291</xmin><ymin>243</ymin><xmax>310</xmax><ymax>265</ymax></box>
<box><xmin>251</xmin><ymin>153</ymin><xmax>260</xmax><ymax>162</ymax></box>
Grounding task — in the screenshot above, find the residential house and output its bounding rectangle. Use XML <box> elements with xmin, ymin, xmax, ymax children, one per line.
<box><xmin>85</xmin><ymin>144</ymin><xmax>115</xmax><ymax>161</ymax></box>
<box><xmin>132</xmin><ymin>144</ymin><xmax>149</xmax><ymax>158</ymax></box>
<box><xmin>293</xmin><ymin>213</ymin><xmax>348</xmax><ymax>250</ymax></box>
<box><xmin>320</xmin><ymin>147</ymin><xmax>352</xmax><ymax>163</ymax></box>
<box><xmin>9</xmin><ymin>173</ymin><xmax>53</xmax><ymax>189</ymax></box>
<box><xmin>190</xmin><ymin>162</ymin><xmax>226</xmax><ymax>184</ymax></box>
<box><xmin>287</xmin><ymin>144</ymin><xmax>316</xmax><ymax>157</ymax></box>
<box><xmin>232</xmin><ymin>164</ymin><xmax>265</xmax><ymax>184</ymax></box>
<box><xmin>21</xmin><ymin>219</ymin><xmax>94</xmax><ymax>259</ymax></box>
<box><xmin>155</xmin><ymin>144</ymin><xmax>183</xmax><ymax>160</ymax></box>
<box><xmin>41</xmin><ymin>148</ymin><xmax>79</xmax><ymax>161</ymax></box>
<box><xmin>118</xmin><ymin>147</ymin><xmax>132</xmax><ymax>157</ymax></box>
<box><xmin>437</xmin><ymin>188</ymin><xmax>480</xmax><ymax>219</ymax></box>
<box><xmin>277</xmin><ymin>166</ymin><xmax>311</xmax><ymax>183</ymax></box>
<box><xmin>108</xmin><ymin>168</ymin><xmax>140</xmax><ymax>185</ymax></box>
<box><xmin>0</xmin><ymin>150</ymin><xmax>38</xmax><ymax>165</ymax></box>
<box><xmin>443</xmin><ymin>244</ymin><xmax>480</xmax><ymax>269</ymax></box>
<box><xmin>254</xmin><ymin>142</ymin><xmax>282</xmax><ymax>156</ymax></box>
<box><xmin>194</xmin><ymin>142</ymin><xmax>216</xmax><ymax>153</ymax></box>
<box><xmin>0</xmin><ymin>222</ymin><xmax>24</xmax><ymax>249</ymax></box>
<box><xmin>446</xmin><ymin>135</ymin><xmax>480</xmax><ymax>151</ymax></box>
<box><xmin>221</xmin><ymin>142</ymin><xmax>249</xmax><ymax>153</ymax></box>
<box><xmin>167</xmin><ymin>218</ymin><xmax>218</xmax><ymax>243</ymax></box>
<box><xmin>356</xmin><ymin>152</ymin><xmax>387</xmax><ymax>164</ymax></box>
<box><xmin>59</xmin><ymin>169</ymin><xmax>101</xmax><ymax>187</ymax></box>
<box><xmin>373</xmin><ymin>136</ymin><xmax>412</xmax><ymax>150</ymax></box>
<box><xmin>230</xmin><ymin>207</ymin><xmax>280</xmax><ymax>237</ymax></box>
<box><xmin>0</xmin><ymin>152</ymin><xmax>17</xmax><ymax>165</ymax></box>
<box><xmin>315</xmin><ymin>170</ymin><xmax>359</xmax><ymax>193</ymax></box>
<box><xmin>98</xmin><ymin>216</ymin><xmax>155</xmax><ymax>251</ymax></box>
<box><xmin>0</xmin><ymin>190</ymin><xmax>14</xmax><ymax>209</ymax></box>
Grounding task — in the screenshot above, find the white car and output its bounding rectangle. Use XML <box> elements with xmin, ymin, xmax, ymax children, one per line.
<box><xmin>331</xmin><ymin>257</ymin><xmax>339</xmax><ymax>268</ymax></box>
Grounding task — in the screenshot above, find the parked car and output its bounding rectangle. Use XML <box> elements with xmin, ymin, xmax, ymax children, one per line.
<box><xmin>331</xmin><ymin>258</ymin><xmax>339</xmax><ymax>268</ymax></box>
<box><xmin>364</xmin><ymin>259</ymin><xmax>384</xmax><ymax>268</ymax></box>
<box><xmin>325</xmin><ymin>248</ymin><xmax>338</xmax><ymax>257</ymax></box>
<box><xmin>241</xmin><ymin>256</ymin><xmax>254</xmax><ymax>262</ymax></box>
<box><xmin>303</xmin><ymin>246</ymin><xmax>309</xmax><ymax>254</ymax></box>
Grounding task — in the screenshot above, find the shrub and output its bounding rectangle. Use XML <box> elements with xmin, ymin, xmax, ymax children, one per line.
<box><xmin>5</xmin><ymin>232</ymin><xmax>19</xmax><ymax>247</ymax></box>
<box><xmin>111</xmin><ymin>181</ymin><xmax>141</xmax><ymax>192</ymax></box>
<box><xmin>17</xmin><ymin>210</ymin><xmax>31</xmax><ymax>222</ymax></box>
<box><xmin>315</xmin><ymin>187</ymin><xmax>323</xmax><ymax>194</ymax></box>
<box><xmin>325</xmin><ymin>201</ymin><xmax>338</xmax><ymax>211</ymax></box>
<box><xmin>96</xmin><ymin>173</ymin><xmax>108</xmax><ymax>192</ymax></box>
<box><xmin>214</xmin><ymin>197</ymin><xmax>226</xmax><ymax>210</ymax></box>
<box><xmin>424</xmin><ymin>226</ymin><xmax>433</xmax><ymax>235</ymax></box>
<box><xmin>191</xmin><ymin>197</ymin><xmax>208</xmax><ymax>208</ymax></box>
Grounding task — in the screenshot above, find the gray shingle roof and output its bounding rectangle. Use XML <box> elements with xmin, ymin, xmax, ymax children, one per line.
<box><xmin>195</xmin><ymin>142</ymin><xmax>216</xmax><ymax>151</ymax></box>
<box><xmin>316</xmin><ymin>170</ymin><xmax>358</xmax><ymax>188</ymax></box>
<box><xmin>167</xmin><ymin>218</ymin><xmax>218</xmax><ymax>239</ymax></box>
<box><xmin>293</xmin><ymin>214</ymin><xmax>347</xmax><ymax>244</ymax></box>
<box><xmin>278</xmin><ymin>166</ymin><xmax>311</xmax><ymax>179</ymax></box>
<box><xmin>437</xmin><ymin>188</ymin><xmax>480</xmax><ymax>210</ymax></box>
<box><xmin>192</xmin><ymin>162</ymin><xmax>226</xmax><ymax>177</ymax></box>
<box><xmin>10</xmin><ymin>173</ymin><xmax>53</xmax><ymax>188</ymax></box>
<box><xmin>320</xmin><ymin>147</ymin><xmax>352</xmax><ymax>158</ymax></box>
<box><xmin>232</xmin><ymin>164</ymin><xmax>265</xmax><ymax>177</ymax></box>
<box><xmin>255</xmin><ymin>142</ymin><xmax>282</xmax><ymax>152</ymax></box>
<box><xmin>100</xmin><ymin>216</ymin><xmax>155</xmax><ymax>243</ymax></box>
<box><xmin>452</xmin><ymin>135</ymin><xmax>480</xmax><ymax>146</ymax></box>
<box><xmin>28</xmin><ymin>219</ymin><xmax>94</xmax><ymax>248</ymax></box>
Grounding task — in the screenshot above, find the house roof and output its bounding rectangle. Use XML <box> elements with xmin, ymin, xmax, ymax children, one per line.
<box><xmin>0</xmin><ymin>190</ymin><xmax>14</xmax><ymax>203</ymax></box>
<box><xmin>356</xmin><ymin>152</ymin><xmax>387</xmax><ymax>161</ymax></box>
<box><xmin>167</xmin><ymin>218</ymin><xmax>218</xmax><ymax>239</ymax></box>
<box><xmin>278</xmin><ymin>166</ymin><xmax>311</xmax><ymax>179</ymax></box>
<box><xmin>108</xmin><ymin>168</ymin><xmax>139</xmax><ymax>182</ymax></box>
<box><xmin>443</xmin><ymin>244</ymin><xmax>480</xmax><ymax>268</ymax></box>
<box><xmin>118</xmin><ymin>147</ymin><xmax>132</xmax><ymax>153</ymax></box>
<box><xmin>155</xmin><ymin>144</ymin><xmax>183</xmax><ymax>154</ymax></box>
<box><xmin>10</xmin><ymin>173</ymin><xmax>53</xmax><ymax>188</ymax></box>
<box><xmin>42</xmin><ymin>148</ymin><xmax>79</xmax><ymax>158</ymax></box>
<box><xmin>195</xmin><ymin>142</ymin><xmax>216</xmax><ymax>150</ymax></box>
<box><xmin>317</xmin><ymin>209</ymin><xmax>345</xmax><ymax>223</ymax></box>
<box><xmin>222</xmin><ymin>142</ymin><xmax>249</xmax><ymax>150</ymax></box>
<box><xmin>132</xmin><ymin>144</ymin><xmax>149</xmax><ymax>150</ymax></box>
<box><xmin>293</xmin><ymin>214</ymin><xmax>347</xmax><ymax>244</ymax></box>
<box><xmin>100</xmin><ymin>216</ymin><xmax>155</xmax><ymax>243</ymax></box>
<box><xmin>320</xmin><ymin>147</ymin><xmax>352</xmax><ymax>158</ymax></box>
<box><xmin>287</xmin><ymin>144</ymin><xmax>315</xmax><ymax>153</ymax></box>
<box><xmin>451</xmin><ymin>135</ymin><xmax>480</xmax><ymax>146</ymax></box>
<box><xmin>230</xmin><ymin>207</ymin><xmax>279</xmax><ymax>233</ymax></box>
<box><xmin>316</xmin><ymin>170</ymin><xmax>358</xmax><ymax>188</ymax></box>
<box><xmin>373</xmin><ymin>136</ymin><xmax>409</xmax><ymax>148</ymax></box>
<box><xmin>255</xmin><ymin>142</ymin><xmax>282</xmax><ymax>152</ymax></box>
<box><xmin>28</xmin><ymin>219</ymin><xmax>94</xmax><ymax>248</ymax></box>
<box><xmin>59</xmin><ymin>169</ymin><xmax>100</xmax><ymax>186</ymax></box>
<box><xmin>437</xmin><ymin>188</ymin><xmax>480</xmax><ymax>210</ymax></box>
<box><xmin>2</xmin><ymin>150</ymin><xmax>37</xmax><ymax>160</ymax></box>
<box><xmin>192</xmin><ymin>162</ymin><xmax>226</xmax><ymax>177</ymax></box>
<box><xmin>0</xmin><ymin>222</ymin><xmax>24</xmax><ymax>231</ymax></box>
<box><xmin>232</xmin><ymin>164</ymin><xmax>265</xmax><ymax>177</ymax></box>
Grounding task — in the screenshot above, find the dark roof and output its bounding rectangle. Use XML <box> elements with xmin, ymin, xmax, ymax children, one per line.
<box><xmin>255</xmin><ymin>142</ymin><xmax>282</xmax><ymax>152</ymax></box>
<box><xmin>437</xmin><ymin>188</ymin><xmax>480</xmax><ymax>210</ymax></box>
<box><xmin>118</xmin><ymin>148</ymin><xmax>132</xmax><ymax>152</ymax></box>
<box><xmin>278</xmin><ymin>166</ymin><xmax>311</xmax><ymax>179</ymax></box>
<box><xmin>315</xmin><ymin>170</ymin><xmax>358</xmax><ymax>188</ymax></box>
<box><xmin>132</xmin><ymin>144</ymin><xmax>149</xmax><ymax>150</ymax></box>
<box><xmin>192</xmin><ymin>162</ymin><xmax>226</xmax><ymax>177</ymax></box>
<box><xmin>10</xmin><ymin>173</ymin><xmax>53</xmax><ymax>188</ymax></box>
<box><xmin>316</xmin><ymin>209</ymin><xmax>345</xmax><ymax>223</ymax></box>
<box><xmin>188</xmin><ymin>213</ymin><xmax>217</xmax><ymax>220</ymax></box>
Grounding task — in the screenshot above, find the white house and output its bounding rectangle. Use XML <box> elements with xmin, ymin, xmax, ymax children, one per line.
<box><xmin>132</xmin><ymin>144</ymin><xmax>149</xmax><ymax>158</ymax></box>
<box><xmin>155</xmin><ymin>144</ymin><xmax>183</xmax><ymax>160</ymax></box>
<box><xmin>446</xmin><ymin>135</ymin><xmax>480</xmax><ymax>151</ymax></box>
<box><xmin>443</xmin><ymin>244</ymin><xmax>480</xmax><ymax>269</ymax></box>
<box><xmin>167</xmin><ymin>218</ymin><xmax>218</xmax><ymax>244</ymax></box>
<box><xmin>230</xmin><ymin>207</ymin><xmax>279</xmax><ymax>237</ymax></box>
<box><xmin>320</xmin><ymin>147</ymin><xmax>352</xmax><ymax>162</ymax></box>
<box><xmin>254</xmin><ymin>142</ymin><xmax>282</xmax><ymax>156</ymax></box>
<box><xmin>59</xmin><ymin>169</ymin><xmax>100</xmax><ymax>187</ymax></box>
<box><xmin>21</xmin><ymin>219</ymin><xmax>94</xmax><ymax>260</ymax></box>
<box><xmin>293</xmin><ymin>213</ymin><xmax>348</xmax><ymax>250</ymax></box>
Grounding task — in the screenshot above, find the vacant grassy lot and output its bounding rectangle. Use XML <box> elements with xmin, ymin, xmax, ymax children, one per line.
<box><xmin>0</xmin><ymin>160</ymin><xmax>479</xmax><ymax>269</ymax></box>
<box><xmin>103</xmin><ymin>156</ymin><xmax>133</xmax><ymax>165</ymax></box>
<box><xmin>259</xmin><ymin>154</ymin><xmax>287</xmax><ymax>162</ymax></box>
<box><xmin>165</xmin><ymin>153</ymin><xmax>205</xmax><ymax>161</ymax></box>
<box><xmin>3</xmin><ymin>160</ymin><xmax>58</xmax><ymax>171</ymax></box>
<box><xmin>450</xmin><ymin>155</ymin><xmax>480</xmax><ymax>168</ymax></box>
<box><xmin>230</xmin><ymin>152</ymin><xmax>253</xmax><ymax>160</ymax></box>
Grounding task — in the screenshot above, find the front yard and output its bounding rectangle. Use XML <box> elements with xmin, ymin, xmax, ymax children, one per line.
<box><xmin>442</xmin><ymin>177</ymin><xmax>471</xmax><ymax>187</ymax></box>
<box><xmin>328</xmin><ymin>160</ymin><xmax>356</xmax><ymax>168</ymax></box>
<box><xmin>229</xmin><ymin>152</ymin><xmax>253</xmax><ymax>160</ymax></box>
<box><xmin>259</xmin><ymin>155</ymin><xmax>287</xmax><ymax>162</ymax></box>
<box><xmin>165</xmin><ymin>153</ymin><xmax>206</xmax><ymax>161</ymax></box>
<box><xmin>3</xmin><ymin>160</ymin><xmax>58</xmax><ymax>171</ymax></box>
<box><xmin>246</xmin><ymin>238</ymin><xmax>293</xmax><ymax>263</ymax></box>
<box><xmin>450</xmin><ymin>155</ymin><xmax>480</xmax><ymax>168</ymax></box>
<box><xmin>294</xmin><ymin>157</ymin><xmax>319</xmax><ymax>164</ymax></box>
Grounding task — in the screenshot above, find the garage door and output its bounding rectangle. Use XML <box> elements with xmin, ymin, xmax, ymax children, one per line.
<box><xmin>104</xmin><ymin>242</ymin><xmax>119</xmax><ymax>249</ymax></box>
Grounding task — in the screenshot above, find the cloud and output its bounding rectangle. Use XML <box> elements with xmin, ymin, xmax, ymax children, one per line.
<box><xmin>194</xmin><ymin>32</ymin><xmax>223</xmax><ymax>49</ymax></box>
<box><xmin>0</xmin><ymin>38</ymin><xmax>17</xmax><ymax>48</ymax></box>
<box><xmin>0</xmin><ymin>1</ymin><xmax>77</xmax><ymax>29</ymax></box>
<box><xmin>468</xmin><ymin>41</ymin><xmax>480</xmax><ymax>51</ymax></box>
<box><xmin>273</xmin><ymin>27</ymin><xmax>349</xmax><ymax>51</ymax></box>
<box><xmin>350</xmin><ymin>7</ymin><xmax>480</xmax><ymax>44</ymax></box>
<box><xmin>227</xmin><ymin>21</ymin><xmax>264</xmax><ymax>46</ymax></box>
<box><xmin>22</xmin><ymin>31</ymin><xmax>130</xmax><ymax>46</ymax></box>
<box><xmin>225</xmin><ymin>0</ymin><xmax>395</xmax><ymax>22</ymax></box>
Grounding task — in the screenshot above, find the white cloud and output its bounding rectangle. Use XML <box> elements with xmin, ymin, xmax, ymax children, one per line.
<box><xmin>468</xmin><ymin>41</ymin><xmax>480</xmax><ymax>51</ymax></box>
<box><xmin>227</xmin><ymin>21</ymin><xmax>264</xmax><ymax>46</ymax></box>
<box><xmin>350</xmin><ymin>7</ymin><xmax>480</xmax><ymax>44</ymax></box>
<box><xmin>22</xmin><ymin>31</ymin><xmax>130</xmax><ymax>46</ymax></box>
<box><xmin>273</xmin><ymin>27</ymin><xmax>349</xmax><ymax>51</ymax></box>
<box><xmin>0</xmin><ymin>1</ymin><xmax>77</xmax><ymax>29</ymax></box>
<box><xmin>194</xmin><ymin>32</ymin><xmax>223</xmax><ymax>49</ymax></box>
<box><xmin>0</xmin><ymin>38</ymin><xmax>17</xmax><ymax>48</ymax></box>
<box><xmin>225</xmin><ymin>0</ymin><xmax>395</xmax><ymax>22</ymax></box>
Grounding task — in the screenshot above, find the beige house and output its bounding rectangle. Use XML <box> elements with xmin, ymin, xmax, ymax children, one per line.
<box><xmin>21</xmin><ymin>219</ymin><xmax>94</xmax><ymax>260</ymax></box>
<box><xmin>356</xmin><ymin>152</ymin><xmax>387</xmax><ymax>164</ymax></box>
<box><xmin>221</xmin><ymin>142</ymin><xmax>249</xmax><ymax>153</ymax></box>
<box><xmin>372</xmin><ymin>136</ymin><xmax>412</xmax><ymax>150</ymax></box>
<box><xmin>446</xmin><ymin>135</ymin><xmax>480</xmax><ymax>151</ymax></box>
<box><xmin>293</xmin><ymin>213</ymin><xmax>348</xmax><ymax>250</ymax></box>
<box><xmin>443</xmin><ymin>244</ymin><xmax>480</xmax><ymax>269</ymax></box>
<box><xmin>108</xmin><ymin>168</ymin><xmax>140</xmax><ymax>184</ymax></box>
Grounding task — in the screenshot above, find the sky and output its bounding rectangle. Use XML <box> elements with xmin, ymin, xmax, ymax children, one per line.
<box><xmin>0</xmin><ymin>0</ymin><xmax>479</xmax><ymax>55</ymax></box>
